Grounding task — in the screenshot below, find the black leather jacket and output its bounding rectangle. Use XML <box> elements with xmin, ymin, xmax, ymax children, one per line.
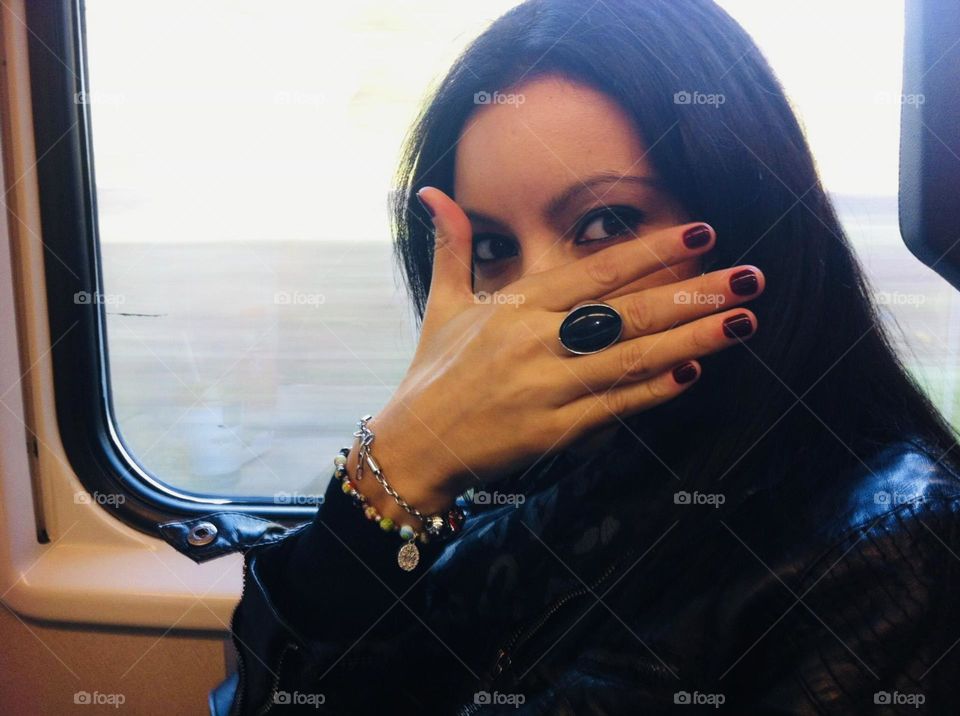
<box><xmin>163</xmin><ymin>438</ymin><xmax>960</xmax><ymax>715</ymax></box>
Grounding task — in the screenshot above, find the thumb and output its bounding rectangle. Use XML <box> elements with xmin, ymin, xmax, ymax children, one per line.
<box><xmin>416</xmin><ymin>186</ymin><xmax>474</xmax><ymax>308</ymax></box>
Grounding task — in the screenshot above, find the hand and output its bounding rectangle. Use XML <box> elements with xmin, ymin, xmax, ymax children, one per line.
<box><xmin>349</xmin><ymin>186</ymin><xmax>764</xmax><ymax>520</ymax></box>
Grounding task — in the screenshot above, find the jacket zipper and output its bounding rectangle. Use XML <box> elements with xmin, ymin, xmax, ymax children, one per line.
<box><xmin>228</xmin><ymin>553</ymin><xmax>296</xmax><ymax>716</ymax></box>
<box><xmin>228</xmin><ymin>525</ymin><xmax>311</xmax><ymax>716</ymax></box>
<box><xmin>256</xmin><ymin>643</ymin><xmax>298</xmax><ymax>715</ymax></box>
<box><xmin>484</xmin><ymin>545</ymin><xmax>639</xmax><ymax>687</ymax></box>
<box><xmin>228</xmin><ymin>553</ymin><xmax>250</xmax><ymax>716</ymax></box>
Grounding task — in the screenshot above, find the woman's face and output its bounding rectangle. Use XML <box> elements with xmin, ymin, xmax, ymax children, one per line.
<box><xmin>454</xmin><ymin>74</ymin><xmax>702</xmax><ymax>298</ymax></box>
<box><xmin>453</xmin><ymin>74</ymin><xmax>703</xmax><ymax>455</ymax></box>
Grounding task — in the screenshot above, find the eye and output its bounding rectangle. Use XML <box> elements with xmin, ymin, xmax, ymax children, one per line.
<box><xmin>473</xmin><ymin>234</ymin><xmax>519</xmax><ymax>264</ymax></box>
<box><xmin>575</xmin><ymin>206</ymin><xmax>646</xmax><ymax>244</ymax></box>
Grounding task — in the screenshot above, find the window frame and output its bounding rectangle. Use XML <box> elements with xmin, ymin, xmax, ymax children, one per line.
<box><xmin>26</xmin><ymin>0</ymin><xmax>318</xmax><ymax>534</ymax></box>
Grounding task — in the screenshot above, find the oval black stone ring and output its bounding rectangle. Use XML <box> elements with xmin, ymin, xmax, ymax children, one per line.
<box><xmin>558</xmin><ymin>302</ymin><xmax>624</xmax><ymax>355</ymax></box>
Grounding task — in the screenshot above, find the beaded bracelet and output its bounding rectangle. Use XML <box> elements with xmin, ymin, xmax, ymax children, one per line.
<box><xmin>351</xmin><ymin>415</ymin><xmax>466</xmax><ymax>541</ymax></box>
<box><xmin>333</xmin><ymin>444</ymin><xmax>465</xmax><ymax>571</ymax></box>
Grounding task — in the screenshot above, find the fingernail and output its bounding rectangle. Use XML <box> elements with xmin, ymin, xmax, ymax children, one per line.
<box><xmin>416</xmin><ymin>188</ymin><xmax>436</xmax><ymax>218</ymax></box>
<box><xmin>673</xmin><ymin>362</ymin><xmax>699</xmax><ymax>384</ymax></box>
<box><xmin>729</xmin><ymin>268</ymin><xmax>759</xmax><ymax>296</ymax></box>
<box><xmin>683</xmin><ymin>224</ymin><xmax>713</xmax><ymax>249</ymax></box>
<box><xmin>722</xmin><ymin>313</ymin><xmax>754</xmax><ymax>339</ymax></box>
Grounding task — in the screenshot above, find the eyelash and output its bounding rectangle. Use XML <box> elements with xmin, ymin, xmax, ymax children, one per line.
<box><xmin>472</xmin><ymin>205</ymin><xmax>646</xmax><ymax>265</ymax></box>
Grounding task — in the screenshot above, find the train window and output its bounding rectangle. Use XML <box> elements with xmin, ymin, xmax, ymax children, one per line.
<box><xmin>30</xmin><ymin>0</ymin><xmax>956</xmax><ymax>525</ymax></box>
<box><xmin>719</xmin><ymin>0</ymin><xmax>958</xmax><ymax>429</ymax></box>
<box><xmin>68</xmin><ymin>1</ymin><xmax>521</xmax><ymax>507</ymax></box>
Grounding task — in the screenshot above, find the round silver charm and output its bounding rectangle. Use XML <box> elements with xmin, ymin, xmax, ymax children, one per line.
<box><xmin>397</xmin><ymin>542</ymin><xmax>420</xmax><ymax>571</ymax></box>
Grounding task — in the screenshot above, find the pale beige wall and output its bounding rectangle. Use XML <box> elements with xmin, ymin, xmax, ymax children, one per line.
<box><xmin>0</xmin><ymin>606</ymin><xmax>229</xmax><ymax>715</ymax></box>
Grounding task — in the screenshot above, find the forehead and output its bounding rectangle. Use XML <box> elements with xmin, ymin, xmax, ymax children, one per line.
<box><xmin>453</xmin><ymin>75</ymin><xmax>652</xmax><ymax>208</ymax></box>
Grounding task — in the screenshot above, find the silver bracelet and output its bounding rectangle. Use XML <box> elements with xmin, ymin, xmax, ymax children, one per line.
<box><xmin>341</xmin><ymin>415</ymin><xmax>465</xmax><ymax>571</ymax></box>
<box><xmin>353</xmin><ymin>415</ymin><xmax>465</xmax><ymax>539</ymax></box>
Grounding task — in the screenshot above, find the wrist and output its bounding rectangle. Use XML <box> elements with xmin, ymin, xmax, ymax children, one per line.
<box><xmin>345</xmin><ymin>426</ymin><xmax>460</xmax><ymax>527</ymax></box>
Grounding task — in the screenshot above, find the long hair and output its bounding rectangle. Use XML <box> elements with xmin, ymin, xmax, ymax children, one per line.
<box><xmin>388</xmin><ymin>0</ymin><xmax>959</xmax><ymax>533</ymax></box>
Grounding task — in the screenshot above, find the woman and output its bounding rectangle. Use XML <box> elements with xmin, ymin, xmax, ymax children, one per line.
<box><xmin>208</xmin><ymin>0</ymin><xmax>960</xmax><ymax>713</ymax></box>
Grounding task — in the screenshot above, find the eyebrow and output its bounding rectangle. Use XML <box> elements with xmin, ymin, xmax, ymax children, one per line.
<box><xmin>462</xmin><ymin>172</ymin><xmax>663</xmax><ymax>231</ymax></box>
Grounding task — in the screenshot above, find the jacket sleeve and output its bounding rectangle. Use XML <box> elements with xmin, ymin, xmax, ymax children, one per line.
<box><xmin>227</xmin><ymin>471</ymin><xmax>455</xmax><ymax>715</ymax></box>
<box><xmin>725</xmin><ymin>493</ymin><xmax>960</xmax><ymax>715</ymax></box>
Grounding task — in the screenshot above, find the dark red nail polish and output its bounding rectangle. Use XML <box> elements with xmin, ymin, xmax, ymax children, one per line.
<box><xmin>416</xmin><ymin>190</ymin><xmax>435</xmax><ymax>218</ymax></box>
<box><xmin>723</xmin><ymin>313</ymin><xmax>754</xmax><ymax>339</ymax></box>
<box><xmin>682</xmin><ymin>224</ymin><xmax>713</xmax><ymax>249</ymax></box>
<box><xmin>673</xmin><ymin>362</ymin><xmax>698</xmax><ymax>384</ymax></box>
<box><xmin>729</xmin><ymin>269</ymin><xmax>759</xmax><ymax>296</ymax></box>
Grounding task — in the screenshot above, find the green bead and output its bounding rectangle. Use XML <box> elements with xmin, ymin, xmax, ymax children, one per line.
<box><xmin>379</xmin><ymin>517</ymin><xmax>394</xmax><ymax>531</ymax></box>
<box><xmin>399</xmin><ymin>524</ymin><xmax>415</xmax><ymax>541</ymax></box>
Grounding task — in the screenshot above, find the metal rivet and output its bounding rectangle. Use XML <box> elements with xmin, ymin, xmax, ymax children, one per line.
<box><xmin>187</xmin><ymin>521</ymin><xmax>218</xmax><ymax>547</ymax></box>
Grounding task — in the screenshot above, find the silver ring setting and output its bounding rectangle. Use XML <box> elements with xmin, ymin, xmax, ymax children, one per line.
<box><xmin>558</xmin><ymin>302</ymin><xmax>624</xmax><ymax>355</ymax></box>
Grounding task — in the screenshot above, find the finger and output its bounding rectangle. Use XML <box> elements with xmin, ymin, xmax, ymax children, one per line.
<box><xmin>602</xmin><ymin>265</ymin><xmax>764</xmax><ymax>341</ymax></box>
<box><xmin>560</xmin><ymin>360</ymin><xmax>701</xmax><ymax>433</ymax></box>
<box><xmin>416</xmin><ymin>186</ymin><xmax>475</xmax><ymax>314</ymax></box>
<box><xmin>512</xmin><ymin>221</ymin><xmax>716</xmax><ymax>311</ymax></box>
<box><xmin>561</xmin><ymin>308</ymin><xmax>756</xmax><ymax>395</ymax></box>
